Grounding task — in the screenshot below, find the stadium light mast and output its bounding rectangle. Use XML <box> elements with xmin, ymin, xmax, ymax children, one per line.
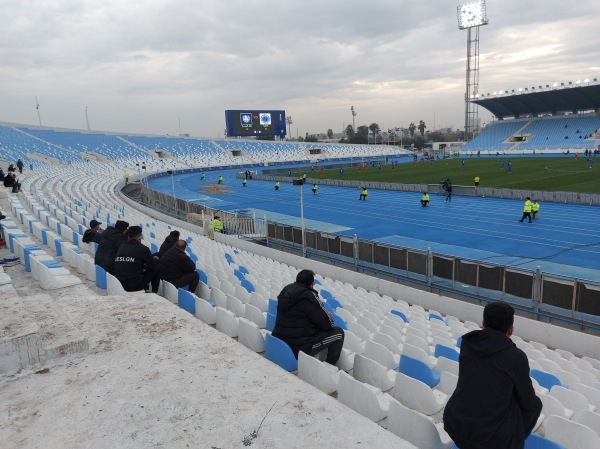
<box><xmin>286</xmin><ymin>116</ymin><xmax>293</xmax><ymax>138</ymax></box>
<box><xmin>35</xmin><ymin>96</ymin><xmax>42</xmax><ymax>126</ymax></box>
<box><xmin>457</xmin><ymin>1</ymin><xmax>488</xmax><ymax>142</ymax></box>
<box><xmin>350</xmin><ymin>106</ymin><xmax>357</xmax><ymax>132</ymax></box>
<box><xmin>85</xmin><ymin>107</ymin><xmax>91</xmax><ymax>131</ymax></box>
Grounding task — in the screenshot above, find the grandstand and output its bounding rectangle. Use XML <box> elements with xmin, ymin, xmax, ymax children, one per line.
<box><xmin>2</xmin><ymin>122</ymin><xmax>600</xmax><ymax>448</ymax></box>
<box><xmin>462</xmin><ymin>81</ymin><xmax>600</xmax><ymax>153</ymax></box>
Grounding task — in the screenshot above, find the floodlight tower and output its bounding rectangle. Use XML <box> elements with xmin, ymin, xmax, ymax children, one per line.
<box><xmin>350</xmin><ymin>106</ymin><xmax>357</xmax><ymax>132</ymax></box>
<box><xmin>457</xmin><ymin>1</ymin><xmax>488</xmax><ymax>142</ymax></box>
<box><xmin>286</xmin><ymin>116</ymin><xmax>293</xmax><ymax>137</ymax></box>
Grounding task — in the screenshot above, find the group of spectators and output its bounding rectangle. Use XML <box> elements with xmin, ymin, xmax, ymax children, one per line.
<box><xmin>1</xmin><ymin>160</ymin><xmax>24</xmax><ymax>193</ymax></box>
<box><xmin>92</xmin><ymin>221</ymin><xmax>199</xmax><ymax>294</ymax></box>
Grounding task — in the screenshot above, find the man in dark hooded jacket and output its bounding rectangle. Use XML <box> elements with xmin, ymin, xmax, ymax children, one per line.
<box><xmin>158</xmin><ymin>240</ymin><xmax>199</xmax><ymax>293</ymax></box>
<box><xmin>113</xmin><ymin>226</ymin><xmax>160</xmax><ymax>293</ymax></box>
<box><xmin>443</xmin><ymin>302</ymin><xmax>542</xmax><ymax>449</ymax></box>
<box><xmin>155</xmin><ymin>230</ymin><xmax>180</xmax><ymax>258</ymax></box>
<box><xmin>273</xmin><ymin>269</ymin><xmax>344</xmax><ymax>364</ymax></box>
<box><xmin>94</xmin><ymin>220</ymin><xmax>129</xmax><ymax>274</ymax></box>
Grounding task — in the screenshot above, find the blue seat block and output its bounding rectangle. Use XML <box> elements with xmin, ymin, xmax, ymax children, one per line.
<box><xmin>233</xmin><ymin>269</ymin><xmax>245</xmax><ymax>282</ymax></box>
<box><xmin>241</xmin><ymin>279</ymin><xmax>255</xmax><ymax>294</ymax></box>
<box><xmin>530</xmin><ymin>369</ymin><xmax>563</xmax><ymax>391</ymax></box>
<box><xmin>265</xmin><ymin>333</ymin><xmax>298</xmax><ymax>372</ymax></box>
<box><xmin>326</xmin><ymin>296</ymin><xmax>343</xmax><ymax>310</ymax></box>
<box><xmin>399</xmin><ymin>354</ymin><xmax>441</xmax><ymax>388</ymax></box>
<box><xmin>524</xmin><ymin>433</ymin><xmax>567</xmax><ymax>449</ymax></box>
<box><xmin>268</xmin><ymin>299</ymin><xmax>278</xmax><ymax>316</ymax></box>
<box><xmin>266</xmin><ymin>313</ymin><xmax>276</xmax><ymax>332</ymax></box>
<box><xmin>331</xmin><ymin>312</ymin><xmax>348</xmax><ymax>330</ymax></box>
<box><xmin>196</xmin><ymin>269</ymin><xmax>208</xmax><ymax>285</ymax></box>
<box><xmin>238</xmin><ymin>265</ymin><xmax>249</xmax><ymax>275</ymax></box>
<box><xmin>178</xmin><ymin>289</ymin><xmax>196</xmax><ymax>314</ymax></box>
<box><xmin>96</xmin><ymin>265</ymin><xmax>107</xmax><ymax>289</ymax></box>
<box><xmin>434</xmin><ymin>344</ymin><xmax>460</xmax><ymax>362</ymax></box>
<box><xmin>429</xmin><ymin>313</ymin><xmax>447</xmax><ymax>325</ymax></box>
<box><xmin>391</xmin><ymin>309</ymin><xmax>409</xmax><ymax>323</ymax></box>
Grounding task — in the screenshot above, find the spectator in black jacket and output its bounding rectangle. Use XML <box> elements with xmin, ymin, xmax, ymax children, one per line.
<box><xmin>113</xmin><ymin>225</ymin><xmax>160</xmax><ymax>293</ymax></box>
<box><xmin>443</xmin><ymin>302</ymin><xmax>542</xmax><ymax>449</ymax></box>
<box><xmin>155</xmin><ymin>230</ymin><xmax>180</xmax><ymax>259</ymax></box>
<box><xmin>94</xmin><ymin>220</ymin><xmax>129</xmax><ymax>274</ymax></box>
<box><xmin>4</xmin><ymin>173</ymin><xmax>21</xmax><ymax>192</ymax></box>
<box><xmin>82</xmin><ymin>219</ymin><xmax>103</xmax><ymax>244</ymax></box>
<box><xmin>273</xmin><ymin>269</ymin><xmax>344</xmax><ymax>364</ymax></box>
<box><xmin>158</xmin><ymin>240</ymin><xmax>199</xmax><ymax>293</ymax></box>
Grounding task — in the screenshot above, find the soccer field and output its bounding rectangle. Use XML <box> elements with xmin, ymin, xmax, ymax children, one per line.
<box><xmin>314</xmin><ymin>156</ymin><xmax>600</xmax><ymax>193</ymax></box>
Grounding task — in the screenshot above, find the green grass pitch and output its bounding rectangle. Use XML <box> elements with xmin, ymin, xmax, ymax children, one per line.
<box><xmin>309</xmin><ymin>156</ymin><xmax>600</xmax><ymax>193</ymax></box>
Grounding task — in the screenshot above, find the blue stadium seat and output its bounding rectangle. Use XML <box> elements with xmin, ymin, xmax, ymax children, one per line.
<box><xmin>178</xmin><ymin>289</ymin><xmax>196</xmax><ymax>314</ymax></box>
<box><xmin>326</xmin><ymin>296</ymin><xmax>343</xmax><ymax>310</ymax></box>
<box><xmin>240</xmin><ymin>279</ymin><xmax>255</xmax><ymax>294</ymax></box>
<box><xmin>196</xmin><ymin>268</ymin><xmax>208</xmax><ymax>285</ymax></box>
<box><xmin>524</xmin><ymin>433</ymin><xmax>567</xmax><ymax>449</ymax></box>
<box><xmin>266</xmin><ymin>313</ymin><xmax>276</xmax><ymax>332</ymax></box>
<box><xmin>95</xmin><ymin>265</ymin><xmax>107</xmax><ymax>289</ymax></box>
<box><xmin>434</xmin><ymin>344</ymin><xmax>460</xmax><ymax>362</ymax></box>
<box><xmin>265</xmin><ymin>333</ymin><xmax>298</xmax><ymax>372</ymax></box>
<box><xmin>331</xmin><ymin>312</ymin><xmax>348</xmax><ymax>330</ymax></box>
<box><xmin>530</xmin><ymin>369</ymin><xmax>563</xmax><ymax>391</ymax></box>
<box><xmin>391</xmin><ymin>309</ymin><xmax>409</xmax><ymax>323</ymax></box>
<box><xmin>268</xmin><ymin>298</ymin><xmax>278</xmax><ymax>316</ymax></box>
<box><xmin>399</xmin><ymin>354</ymin><xmax>441</xmax><ymax>388</ymax></box>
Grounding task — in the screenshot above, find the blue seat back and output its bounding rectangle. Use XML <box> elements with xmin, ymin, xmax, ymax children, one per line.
<box><xmin>456</xmin><ymin>336</ymin><xmax>462</xmax><ymax>348</ymax></box>
<box><xmin>234</xmin><ymin>269</ymin><xmax>245</xmax><ymax>282</ymax></box>
<box><xmin>265</xmin><ymin>333</ymin><xmax>298</xmax><ymax>372</ymax></box>
<box><xmin>196</xmin><ymin>268</ymin><xmax>208</xmax><ymax>285</ymax></box>
<box><xmin>95</xmin><ymin>265</ymin><xmax>107</xmax><ymax>289</ymax></box>
<box><xmin>524</xmin><ymin>433</ymin><xmax>567</xmax><ymax>449</ymax></box>
<box><xmin>238</xmin><ymin>265</ymin><xmax>249</xmax><ymax>275</ymax></box>
<box><xmin>241</xmin><ymin>279</ymin><xmax>255</xmax><ymax>293</ymax></box>
<box><xmin>178</xmin><ymin>289</ymin><xmax>196</xmax><ymax>315</ymax></box>
<box><xmin>224</xmin><ymin>253</ymin><xmax>234</xmax><ymax>264</ymax></box>
<box><xmin>331</xmin><ymin>312</ymin><xmax>348</xmax><ymax>330</ymax></box>
<box><xmin>150</xmin><ymin>243</ymin><xmax>158</xmax><ymax>253</ymax></box>
<box><xmin>320</xmin><ymin>289</ymin><xmax>333</xmax><ymax>300</ymax></box>
<box><xmin>268</xmin><ymin>299</ymin><xmax>278</xmax><ymax>316</ymax></box>
<box><xmin>530</xmin><ymin>369</ymin><xmax>563</xmax><ymax>391</ymax></box>
<box><xmin>399</xmin><ymin>354</ymin><xmax>441</xmax><ymax>388</ymax></box>
<box><xmin>429</xmin><ymin>313</ymin><xmax>446</xmax><ymax>325</ymax></box>
<box><xmin>322</xmin><ymin>301</ymin><xmax>335</xmax><ymax>314</ymax></box>
<box><xmin>326</xmin><ymin>296</ymin><xmax>343</xmax><ymax>310</ymax></box>
<box><xmin>390</xmin><ymin>309</ymin><xmax>409</xmax><ymax>323</ymax></box>
<box><xmin>266</xmin><ymin>313</ymin><xmax>276</xmax><ymax>332</ymax></box>
<box><xmin>434</xmin><ymin>344</ymin><xmax>460</xmax><ymax>362</ymax></box>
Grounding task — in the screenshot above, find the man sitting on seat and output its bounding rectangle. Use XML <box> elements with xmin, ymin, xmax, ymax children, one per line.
<box><xmin>82</xmin><ymin>219</ymin><xmax>103</xmax><ymax>244</ymax></box>
<box><xmin>4</xmin><ymin>173</ymin><xmax>21</xmax><ymax>193</ymax></box>
<box><xmin>155</xmin><ymin>230</ymin><xmax>180</xmax><ymax>259</ymax></box>
<box><xmin>113</xmin><ymin>225</ymin><xmax>160</xmax><ymax>293</ymax></box>
<box><xmin>94</xmin><ymin>220</ymin><xmax>129</xmax><ymax>274</ymax></box>
<box><xmin>273</xmin><ymin>269</ymin><xmax>344</xmax><ymax>365</ymax></box>
<box><xmin>443</xmin><ymin>302</ymin><xmax>542</xmax><ymax>449</ymax></box>
<box><xmin>158</xmin><ymin>239</ymin><xmax>199</xmax><ymax>294</ymax></box>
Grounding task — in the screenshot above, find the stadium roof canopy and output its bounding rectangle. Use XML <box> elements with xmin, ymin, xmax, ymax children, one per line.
<box><xmin>472</xmin><ymin>79</ymin><xmax>600</xmax><ymax>120</ymax></box>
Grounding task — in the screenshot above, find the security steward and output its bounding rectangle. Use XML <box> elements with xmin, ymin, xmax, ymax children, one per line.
<box><xmin>531</xmin><ymin>200</ymin><xmax>540</xmax><ymax>219</ymax></box>
<box><xmin>113</xmin><ymin>225</ymin><xmax>160</xmax><ymax>293</ymax></box>
<box><xmin>519</xmin><ymin>197</ymin><xmax>533</xmax><ymax>223</ymax></box>
<box><xmin>474</xmin><ymin>176</ymin><xmax>480</xmax><ymax>187</ymax></box>
<box><xmin>421</xmin><ymin>192</ymin><xmax>430</xmax><ymax>207</ymax></box>
<box><xmin>212</xmin><ymin>215</ymin><xmax>223</xmax><ymax>233</ymax></box>
<box><xmin>275</xmin><ymin>181</ymin><xmax>280</xmax><ymax>190</ymax></box>
<box><xmin>218</xmin><ymin>175</ymin><xmax>223</xmax><ymax>184</ymax></box>
<box><xmin>243</xmin><ymin>178</ymin><xmax>247</xmax><ymax>187</ymax></box>
<box><xmin>359</xmin><ymin>187</ymin><xmax>368</xmax><ymax>201</ymax></box>
<box><xmin>312</xmin><ymin>184</ymin><xmax>318</xmax><ymax>195</ymax></box>
<box><xmin>158</xmin><ymin>240</ymin><xmax>200</xmax><ymax>293</ymax></box>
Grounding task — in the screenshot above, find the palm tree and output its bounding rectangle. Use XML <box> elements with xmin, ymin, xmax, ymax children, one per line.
<box><xmin>408</xmin><ymin>122</ymin><xmax>416</xmax><ymax>138</ymax></box>
<box><xmin>369</xmin><ymin>123</ymin><xmax>380</xmax><ymax>144</ymax></box>
<box><xmin>418</xmin><ymin>120</ymin><xmax>426</xmax><ymax>137</ymax></box>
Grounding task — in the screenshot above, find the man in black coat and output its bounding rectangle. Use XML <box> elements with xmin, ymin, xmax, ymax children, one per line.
<box><xmin>94</xmin><ymin>220</ymin><xmax>129</xmax><ymax>274</ymax></box>
<box><xmin>113</xmin><ymin>226</ymin><xmax>160</xmax><ymax>293</ymax></box>
<box><xmin>158</xmin><ymin>240</ymin><xmax>199</xmax><ymax>293</ymax></box>
<box><xmin>82</xmin><ymin>219</ymin><xmax>103</xmax><ymax>244</ymax></box>
<box><xmin>443</xmin><ymin>302</ymin><xmax>542</xmax><ymax>449</ymax></box>
<box><xmin>273</xmin><ymin>269</ymin><xmax>344</xmax><ymax>364</ymax></box>
<box><xmin>155</xmin><ymin>230</ymin><xmax>180</xmax><ymax>259</ymax></box>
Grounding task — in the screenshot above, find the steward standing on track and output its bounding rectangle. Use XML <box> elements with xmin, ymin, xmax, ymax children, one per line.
<box><xmin>218</xmin><ymin>175</ymin><xmax>223</xmax><ymax>184</ymax></box>
<box><xmin>275</xmin><ymin>181</ymin><xmax>280</xmax><ymax>190</ymax></box>
<box><xmin>519</xmin><ymin>197</ymin><xmax>533</xmax><ymax>223</ymax></box>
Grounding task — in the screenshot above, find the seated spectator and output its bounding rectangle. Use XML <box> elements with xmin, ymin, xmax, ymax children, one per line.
<box><xmin>0</xmin><ymin>169</ymin><xmax>5</xmax><ymax>181</ymax></box>
<box><xmin>443</xmin><ymin>302</ymin><xmax>542</xmax><ymax>449</ymax></box>
<box><xmin>113</xmin><ymin>225</ymin><xmax>160</xmax><ymax>293</ymax></box>
<box><xmin>158</xmin><ymin>240</ymin><xmax>199</xmax><ymax>293</ymax></box>
<box><xmin>273</xmin><ymin>269</ymin><xmax>344</xmax><ymax>364</ymax></box>
<box><xmin>155</xmin><ymin>230</ymin><xmax>180</xmax><ymax>258</ymax></box>
<box><xmin>7</xmin><ymin>164</ymin><xmax>15</xmax><ymax>173</ymax></box>
<box><xmin>82</xmin><ymin>219</ymin><xmax>103</xmax><ymax>244</ymax></box>
<box><xmin>4</xmin><ymin>174</ymin><xmax>21</xmax><ymax>192</ymax></box>
<box><xmin>94</xmin><ymin>220</ymin><xmax>129</xmax><ymax>274</ymax></box>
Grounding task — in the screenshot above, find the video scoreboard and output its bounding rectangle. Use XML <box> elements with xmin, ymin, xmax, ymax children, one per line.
<box><xmin>225</xmin><ymin>110</ymin><xmax>286</xmax><ymax>137</ymax></box>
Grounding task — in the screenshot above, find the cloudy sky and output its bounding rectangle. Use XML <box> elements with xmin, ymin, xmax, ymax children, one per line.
<box><xmin>1</xmin><ymin>0</ymin><xmax>599</xmax><ymax>138</ymax></box>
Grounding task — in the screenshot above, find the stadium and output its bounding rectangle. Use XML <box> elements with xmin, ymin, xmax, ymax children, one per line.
<box><xmin>2</xmin><ymin>2</ymin><xmax>600</xmax><ymax>449</ymax></box>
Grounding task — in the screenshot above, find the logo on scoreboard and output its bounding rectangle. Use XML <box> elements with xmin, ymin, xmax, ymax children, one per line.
<box><xmin>259</xmin><ymin>113</ymin><xmax>271</xmax><ymax>126</ymax></box>
<box><xmin>240</xmin><ymin>113</ymin><xmax>252</xmax><ymax>127</ymax></box>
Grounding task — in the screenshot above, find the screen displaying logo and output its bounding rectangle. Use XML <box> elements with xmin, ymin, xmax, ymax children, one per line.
<box><xmin>259</xmin><ymin>113</ymin><xmax>271</xmax><ymax>125</ymax></box>
<box><xmin>240</xmin><ymin>113</ymin><xmax>252</xmax><ymax>126</ymax></box>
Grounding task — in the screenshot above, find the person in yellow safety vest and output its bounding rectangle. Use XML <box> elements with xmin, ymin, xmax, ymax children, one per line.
<box><xmin>243</xmin><ymin>178</ymin><xmax>247</xmax><ymax>187</ymax></box>
<box><xmin>312</xmin><ymin>184</ymin><xmax>318</xmax><ymax>195</ymax></box>
<box><xmin>359</xmin><ymin>187</ymin><xmax>368</xmax><ymax>201</ymax></box>
<box><xmin>519</xmin><ymin>197</ymin><xmax>532</xmax><ymax>223</ymax></box>
<box><xmin>212</xmin><ymin>216</ymin><xmax>223</xmax><ymax>233</ymax></box>
<box><xmin>125</xmin><ymin>171</ymin><xmax>129</xmax><ymax>184</ymax></box>
<box><xmin>275</xmin><ymin>181</ymin><xmax>280</xmax><ymax>190</ymax></box>
<box><xmin>474</xmin><ymin>176</ymin><xmax>480</xmax><ymax>187</ymax></box>
<box><xmin>421</xmin><ymin>192</ymin><xmax>430</xmax><ymax>207</ymax></box>
<box><xmin>218</xmin><ymin>175</ymin><xmax>223</xmax><ymax>184</ymax></box>
<box><xmin>85</xmin><ymin>154</ymin><xmax>90</xmax><ymax>163</ymax></box>
<box><xmin>531</xmin><ymin>200</ymin><xmax>540</xmax><ymax>219</ymax></box>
